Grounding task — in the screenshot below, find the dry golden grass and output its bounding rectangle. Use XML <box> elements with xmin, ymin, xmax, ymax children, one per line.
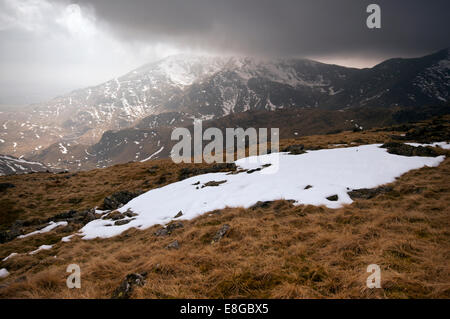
<box><xmin>0</xmin><ymin>118</ymin><xmax>449</xmax><ymax>298</ymax></box>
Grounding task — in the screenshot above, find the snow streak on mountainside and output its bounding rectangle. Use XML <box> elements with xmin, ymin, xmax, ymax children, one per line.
<box><xmin>79</xmin><ymin>144</ymin><xmax>445</xmax><ymax>239</ymax></box>
<box><xmin>0</xmin><ymin>155</ymin><xmax>49</xmax><ymax>175</ymax></box>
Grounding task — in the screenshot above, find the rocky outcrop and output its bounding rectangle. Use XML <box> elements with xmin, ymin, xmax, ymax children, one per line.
<box><xmin>166</xmin><ymin>240</ymin><xmax>180</xmax><ymax>250</ymax></box>
<box><xmin>381</xmin><ymin>142</ymin><xmax>439</xmax><ymax>157</ymax></box>
<box><xmin>102</xmin><ymin>190</ymin><xmax>144</xmax><ymax>210</ymax></box>
<box><xmin>178</xmin><ymin>163</ymin><xmax>236</xmax><ymax>181</ymax></box>
<box><xmin>282</xmin><ymin>144</ymin><xmax>305</xmax><ymax>155</ymax></box>
<box><xmin>154</xmin><ymin>222</ymin><xmax>184</xmax><ymax>237</ymax></box>
<box><xmin>348</xmin><ymin>186</ymin><xmax>393</xmax><ymax>200</ymax></box>
<box><xmin>111</xmin><ymin>272</ymin><xmax>147</xmax><ymax>299</ymax></box>
<box><xmin>212</xmin><ymin>224</ymin><xmax>231</xmax><ymax>243</ymax></box>
<box><xmin>326</xmin><ymin>195</ymin><xmax>339</xmax><ymax>201</ymax></box>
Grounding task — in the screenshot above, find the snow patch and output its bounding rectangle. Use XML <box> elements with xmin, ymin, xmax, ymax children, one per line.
<box><xmin>0</xmin><ymin>268</ymin><xmax>9</xmax><ymax>278</ymax></box>
<box><xmin>80</xmin><ymin>144</ymin><xmax>445</xmax><ymax>239</ymax></box>
<box><xmin>18</xmin><ymin>221</ymin><xmax>68</xmax><ymax>239</ymax></box>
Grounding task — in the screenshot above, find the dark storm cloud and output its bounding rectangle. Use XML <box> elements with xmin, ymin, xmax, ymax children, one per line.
<box><xmin>77</xmin><ymin>0</ymin><xmax>450</xmax><ymax>58</ymax></box>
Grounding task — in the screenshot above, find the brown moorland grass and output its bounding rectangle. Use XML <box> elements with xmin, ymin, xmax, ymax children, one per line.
<box><xmin>0</xmin><ymin>117</ymin><xmax>449</xmax><ymax>298</ymax></box>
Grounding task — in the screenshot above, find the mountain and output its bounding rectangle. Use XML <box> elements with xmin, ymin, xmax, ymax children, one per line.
<box><xmin>0</xmin><ymin>49</ymin><xmax>449</xmax><ymax>172</ymax></box>
<box><xmin>28</xmin><ymin>105</ymin><xmax>450</xmax><ymax>171</ymax></box>
<box><xmin>0</xmin><ymin>155</ymin><xmax>49</xmax><ymax>176</ymax></box>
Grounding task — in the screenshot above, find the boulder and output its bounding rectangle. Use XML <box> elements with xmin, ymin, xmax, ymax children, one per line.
<box><xmin>178</xmin><ymin>163</ymin><xmax>236</xmax><ymax>181</ymax></box>
<box><xmin>105</xmin><ymin>211</ymin><xmax>126</xmax><ymax>220</ymax></box>
<box><xmin>381</xmin><ymin>142</ymin><xmax>439</xmax><ymax>157</ymax></box>
<box><xmin>250</xmin><ymin>201</ymin><xmax>272</xmax><ymax>209</ymax></box>
<box><xmin>282</xmin><ymin>144</ymin><xmax>305</xmax><ymax>155</ymax></box>
<box><xmin>201</xmin><ymin>180</ymin><xmax>226</xmax><ymax>188</ymax></box>
<box><xmin>166</xmin><ymin>240</ymin><xmax>180</xmax><ymax>249</ymax></box>
<box><xmin>348</xmin><ymin>186</ymin><xmax>393</xmax><ymax>199</ymax></box>
<box><xmin>102</xmin><ymin>190</ymin><xmax>143</xmax><ymax>210</ymax></box>
<box><xmin>212</xmin><ymin>224</ymin><xmax>231</xmax><ymax>243</ymax></box>
<box><xmin>326</xmin><ymin>195</ymin><xmax>339</xmax><ymax>201</ymax></box>
<box><xmin>111</xmin><ymin>272</ymin><xmax>147</xmax><ymax>299</ymax></box>
<box><xmin>114</xmin><ymin>219</ymin><xmax>132</xmax><ymax>226</ymax></box>
<box><xmin>174</xmin><ymin>211</ymin><xmax>183</xmax><ymax>218</ymax></box>
<box><xmin>154</xmin><ymin>222</ymin><xmax>184</xmax><ymax>237</ymax></box>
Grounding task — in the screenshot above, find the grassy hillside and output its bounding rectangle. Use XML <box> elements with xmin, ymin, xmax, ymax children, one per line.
<box><xmin>0</xmin><ymin>115</ymin><xmax>449</xmax><ymax>298</ymax></box>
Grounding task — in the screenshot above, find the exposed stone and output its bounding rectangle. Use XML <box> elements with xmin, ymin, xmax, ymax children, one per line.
<box><xmin>174</xmin><ymin>211</ymin><xmax>183</xmax><ymax>218</ymax></box>
<box><xmin>304</xmin><ymin>185</ymin><xmax>313</xmax><ymax>190</ymax></box>
<box><xmin>282</xmin><ymin>144</ymin><xmax>305</xmax><ymax>155</ymax></box>
<box><xmin>167</xmin><ymin>240</ymin><xmax>180</xmax><ymax>249</ymax></box>
<box><xmin>104</xmin><ymin>211</ymin><xmax>125</xmax><ymax>221</ymax></box>
<box><xmin>154</xmin><ymin>228</ymin><xmax>169</xmax><ymax>237</ymax></box>
<box><xmin>250</xmin><ymin>201</ymin><xmax>272</xmax><ymax>209</ymax></box>
<box><xmin>326</xmin><ymin>195</ymin><xmax>339</xmax><ymax>201</ymax></box>
<box><xmin>102</xmin><ymin>190</ymin><xmax>144</xmax><ymax>210</ymax></box>
<box><xmin>0</xmin><ymin>226</ymin><xmax>22</xmax><ymax>244</ymax></box>
<box><xmin>114</xmin><ymin>219</ymin><xmax>132</xmax><ymax>226</ymax></box>
<box><xmin>178</xmin><ymin>163</ymin><xmax>237</xmax><ymax>181</ymax></box>
<box><xmin>154</xmin><ymin>222</ymin><xmax>184</xmax><ymax>236</ymax></box>
<box><xmin>202</xmin><ymin>180</ymin><xmax>227</xmax><ymax>188</ymax></box>
<box><xmin>111</xmin><ymin>272</ymin><xmax>147</xmax><ymax>299</ymax></box>
<box><xmin>348</xmin><ymin>186</ymin><xmax>393</xmax><ymax>199</ymax></box>
<box><xmin>123</xmin><ymin>209</ymin><xmax>138</xmax><ymax>218</ymax></box>
<box><xmin>381</xmin><ymin>142</ymin><xmax>439</xmax><ymax>157</ymax></box>
<box><xmin>212</xmin><ymin>224</ymin><xmax>231</xmax><ymax>243</ymax></box>
<box><xmin>166</xmin><ymin>222</ymin><xmax>184</xmax><ymax>232</ymax></box>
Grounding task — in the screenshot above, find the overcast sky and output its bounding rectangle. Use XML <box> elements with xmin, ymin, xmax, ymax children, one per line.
<box><xmin>0</xmin><ymin>0</ymin><xmax>449</xmax><ymax>105</ymax></box>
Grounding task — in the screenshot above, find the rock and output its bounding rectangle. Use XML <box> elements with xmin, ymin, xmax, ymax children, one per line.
<box><xmin>49</xmin><ymin>208</ymin><xmax>100</xmax><ymax>225</ymax></box>
<box><xmin>304</xmin><ymin>185</ymin><xmax>313</xmax><ymax>190</ymax></box>
<box><xmin>102</xmin><ymin>190</ymin><xmax>144</xmax><ymax>210</ymax></box>
<box><xmin>111</xmin><ymin>272</ymin><xmax>147</xmax><ymax>299</ymax></box>
<box><xmin>250</xmin><ymin>201</ymin><xmax>272</xmax><ymax>209</ymax></box>
<box><xmin>246</xmin><ymin>168</ymin><xmax>262</xmax><ymax>174</ymax></box>
<box><xmin>154</xmin><ymin>228</ymin><xmax>169</xmax><ymax>237</ymax></box>
<box><xmin>178</xmin><ymin>163</ymin><xmax>237</xmax><ymax>181</ymax></box>
<box><xmin>201</xmin><ymin>180</ymin><xmax>226</xmax><ymax>188</ymax></box>
<box><xmin>282</xmin><ymin>144</ymin><xmax>305</xmax><ymax>155</ymax></box>
<box><xmin>0</xmin><ymin>183</ymin><xmax>15</xmax><ymax>192</ymax></box>
<box><xmin>50</xmin><ymin>210</ymin><xmax>78</xmax><ymax>221</ymax></box>
<box><xmin>381</xmin><ymin>142</ymin><xmax>439</xmax><ymax>157</ymax></box>
<box><xmin>0</xmin><ymin>226</ymin><xmax>22</xmax><ymax>244</ymax></box>
<box><xmin>83</xmin><ymin>211</ymin><xmax>97</xmax><ymax>223</ymax></box>
<box><xmin>326</xmin><ymin>195</ymin><xmax>339</xmax><ymax>201</ymax></box>
<box><xmin>348</xmin><ymin>186</ymin><xmax>393</xmax><ymax>199</ymax></box>
<box><xmin>105</xmin><ymin>211</ymin><xmax>126</xmax><ymax>220</ymax></box>
<box><xmin>212</xmin><ymin>224</ymin><xmax>231</xmax><ymax>243</ymax></box>
<box><xmin>154</xmin><ymin>222</ymin><xmax>184</xmax><ymax>236</ymax></box>
<box><xmin>167</xmin><ymin>240</ymin><xmax>180</xmax><ymax>249</ymax></box>
<box><xmin>167</xmin><ymin>222</ymin><xmax>184</xmax><ymax>232</ymax></box>
<box><xmin>123</xmin><ymin>209</ymin><xmax>138</xmax><ymax>218</ymax></box>
<box><xmin>174</xmin><ymin>211</ymin><xmax>183</xmax><ymax>218</ymax></box>
<box><xmin>114</xmin><ymin>219</ymin><xmax>132</xmax><ymax>226</ymax></box>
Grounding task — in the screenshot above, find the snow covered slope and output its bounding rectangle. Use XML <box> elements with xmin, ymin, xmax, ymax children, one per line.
<box><xmin>79</xmin><ymin>144</ymin><xmax>444</xmax><ymax>239</ymax></box>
